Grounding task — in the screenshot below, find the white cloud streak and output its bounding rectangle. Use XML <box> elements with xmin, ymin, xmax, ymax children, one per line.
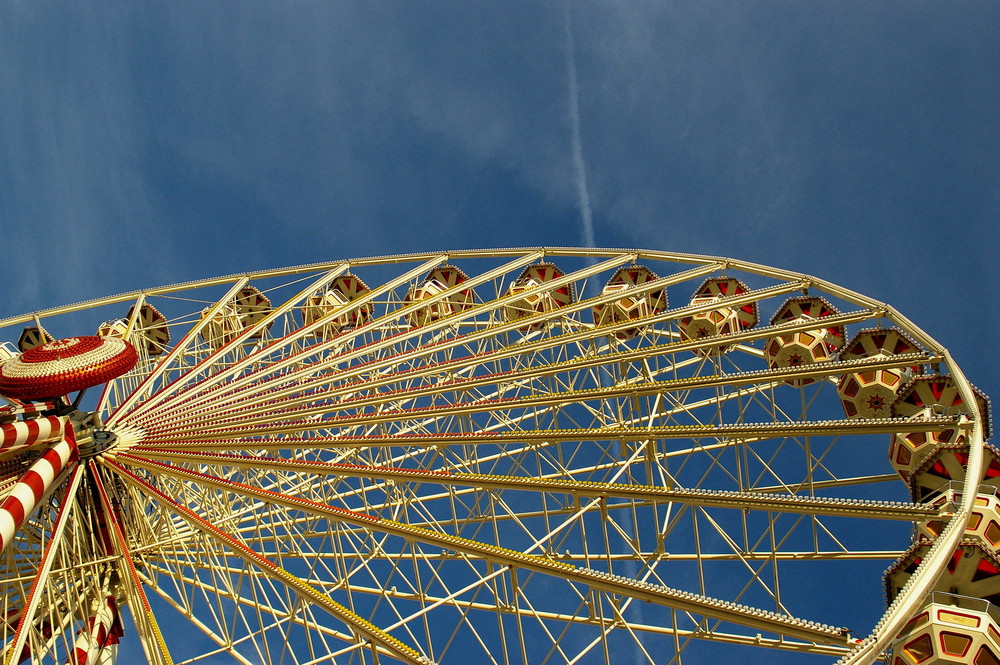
<box><xmin>564</xmin><ymin>1</ymin><xmax>595</xmax><ymax>249</ymax></box>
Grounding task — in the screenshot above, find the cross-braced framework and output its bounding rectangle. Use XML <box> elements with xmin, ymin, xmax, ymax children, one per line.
<box><xmin>0</xmin><ymin>248</ymin><xmax>987</xmax><ymax>664</ymax></box>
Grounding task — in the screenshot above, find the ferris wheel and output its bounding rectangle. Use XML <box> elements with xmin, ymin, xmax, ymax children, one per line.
<box><xmin>0</xmin><ymin>248</ymin><xmax>992</xmax><ymax>665</ymax></box>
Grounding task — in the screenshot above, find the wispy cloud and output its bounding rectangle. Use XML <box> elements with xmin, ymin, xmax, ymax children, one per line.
<box><xmin>0</xmin><ymin>5</ymin><xmax>175</xmax><ymax>313</ymax></box>
<box><xmin>564</xmin><ymin>0</ymin><xmax>595</xmax><ymax>249</ymax></box>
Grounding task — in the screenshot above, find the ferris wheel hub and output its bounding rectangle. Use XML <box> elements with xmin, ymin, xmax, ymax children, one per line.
<box><xmin>77</xmin><ymin>429</ymin><xmax>117</xmax><ymax>458</ymax></box>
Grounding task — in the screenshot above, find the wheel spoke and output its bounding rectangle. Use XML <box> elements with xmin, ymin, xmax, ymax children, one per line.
<box><xmin>135</xmin><ymin>416</ymin><xmax>962</xmax><ymax>449</ymax></box>
<box><xmin>120</xmin><ymin>449</ymin><xmax>942</xmax><ymax>521</ymax></box>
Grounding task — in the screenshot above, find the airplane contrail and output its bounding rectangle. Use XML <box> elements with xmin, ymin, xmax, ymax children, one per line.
<box><xmin>564</xmin><ymin>1</ymin><xmax>595</xmax><ymax>249</ymax></box>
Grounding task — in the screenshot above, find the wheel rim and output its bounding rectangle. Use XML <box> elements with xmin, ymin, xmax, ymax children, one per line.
<box><xmin>0</xmin><ymin>248</ymin><xmax>986</xmax><ymax>664</ymax></box>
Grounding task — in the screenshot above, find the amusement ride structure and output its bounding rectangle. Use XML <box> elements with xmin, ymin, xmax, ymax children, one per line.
<box><xmin>0</xmin><ymin>248</ymin><xmax>992</xmax><ymax>664</ymax></box>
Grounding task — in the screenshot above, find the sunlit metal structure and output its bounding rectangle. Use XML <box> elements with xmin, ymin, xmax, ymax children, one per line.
<box><xmin>0</xmin><ymin>248</ymin><xmax>989</xmax><ymax>664</ymax></box>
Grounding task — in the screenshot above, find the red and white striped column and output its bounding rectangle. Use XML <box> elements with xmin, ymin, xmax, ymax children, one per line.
<box><xmin>68</xmin><ymin>596</ymin><xmax>123</xmax><ymax>665</ymax></box>
<box><xmin>0</xmin><ymin>401</ymin><xmax>56</xmax><ymax>418</ymax></box>
<box><xmin>0</xmin><ymin>415</ymin><xmax>69</xmax><ymax>458</ymax></box>
<box><xmin>0</xmin><ymin>428</ymin><xmax>78</xmax><ymax>554</ymax></box>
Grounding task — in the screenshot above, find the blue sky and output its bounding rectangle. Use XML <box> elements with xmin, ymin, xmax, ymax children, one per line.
<box><xmin>1</xmin><ymin>1</ymin><xmax>998</xmax><ymax>661</ymax></box>
<box><xmin>2</xmin><ymin>2</ymin><xmax>997</xmax><ymax>394</ymax></box>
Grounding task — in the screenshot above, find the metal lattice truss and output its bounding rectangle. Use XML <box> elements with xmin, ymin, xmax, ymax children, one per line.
<box><xmin>0</xmin><ymin>248</ymin><xmax>987</xmax><ymax>665</ymax></box>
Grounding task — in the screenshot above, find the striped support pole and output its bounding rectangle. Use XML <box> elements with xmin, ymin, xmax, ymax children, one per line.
<box><xmin>0</xmin><ymin>402</ymin><xmax>57</xmax><ymax>418</ymax></box>
<box><xmin>68</xmin><ymin>596</ymin><xmax>123</xmax><ymax>665</ymax></box>
<box><xmin>0</xmin><ymin>428</ymin><xmax>78</xmax><ymax>554</ymax></box>
<box><xmin>0</xmin><ymin>416</ymin><xmax>69</xmax><ymax>459</ymax></box>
